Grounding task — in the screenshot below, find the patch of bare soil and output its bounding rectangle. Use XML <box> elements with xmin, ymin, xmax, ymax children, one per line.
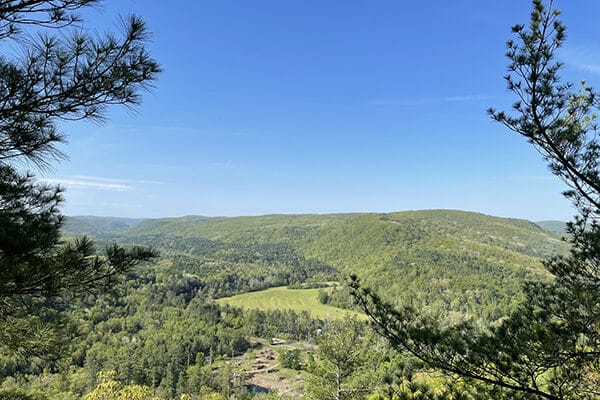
<box><xmin>241</xmin><ymin>345</ymin><xmax>304</xmax><ymax>398</ymax></box>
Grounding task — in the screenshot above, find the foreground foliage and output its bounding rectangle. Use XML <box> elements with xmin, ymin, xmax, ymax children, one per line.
<box><xmin>0</xmin><ymin>0</ymin><xmax>160</xmax><ymax>358</ymax></box>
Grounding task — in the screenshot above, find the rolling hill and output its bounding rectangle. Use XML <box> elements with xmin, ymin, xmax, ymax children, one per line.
<box><xmin>64</xmin><ymin>215</ymin><xmax>145</xmax><ymax>234</ymax></box>
<box><xmin>64</xmin><ymin>209</ymin><xmax>569</xmax><ymax>321</ymax></box>
<box><xmin>535</xmin><ymin>220</ymin><xmax>568</xmax><ymax>235</ymax></box>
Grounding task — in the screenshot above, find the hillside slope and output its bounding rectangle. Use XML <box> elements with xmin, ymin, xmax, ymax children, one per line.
<box><xmin>64</xmin><ymin>216</ymin><xmax>145</xmax><ymax>233</ymax></box>
<box><xmin>67</xmin><ymin>210</ymin><xmax>569</xmax><ymax>321</ymax></box>
<box><xmin>535</xmin><ymin>220</ymin><xmax>568</xmax><ymax>235</ymax></box>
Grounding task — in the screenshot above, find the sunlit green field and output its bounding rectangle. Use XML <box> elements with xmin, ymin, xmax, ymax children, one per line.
<box><xmin>216</xmin><ymin>286</ymin><xmax>364</xmax><ymax>320</ymax></box>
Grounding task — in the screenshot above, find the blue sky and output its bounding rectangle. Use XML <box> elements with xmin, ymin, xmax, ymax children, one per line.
<box><xmin>38</xmin><ymin>0</ymin><xmax>600</xmax><ymax>220</ymax></box>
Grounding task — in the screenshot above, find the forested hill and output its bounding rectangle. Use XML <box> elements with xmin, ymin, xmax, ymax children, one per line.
<box><xmin>16</xmin><ymin>210</ymin><xmax>569</xmax><ymax>398</ymax></box>
<box><xmin>66</xmin><ymin>209</ymin><xmax>568</xmax><ymax>321</ymax></box>
<box><xmin>535</xmin><ymin>220</ymin><xmax>568</xmax><ymax>235</ymax></box>
<box><xmin>64</xmin><ymin>215</ymin><xmax>144</xmax><ymax>233</ymax></box>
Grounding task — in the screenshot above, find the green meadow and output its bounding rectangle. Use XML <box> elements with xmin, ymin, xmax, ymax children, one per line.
<box><xmin>216</xmin><ymin>286</ymin><xmax>364</xmax><ymax>320</ymax></box>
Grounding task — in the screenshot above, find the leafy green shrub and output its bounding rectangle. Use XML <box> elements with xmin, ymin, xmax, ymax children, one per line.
<box><xmin>279</xmin><ymin>348</ymin><xmax>303</xmax><ymax>370</ymax></box>
<box><xmin>0</xmin><ymin>389</ymin><xmax>47</xmax><ymax>400</ymax></box>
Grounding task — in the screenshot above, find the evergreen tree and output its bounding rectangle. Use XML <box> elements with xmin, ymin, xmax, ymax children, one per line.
<box><xmin>0</xmin><ymin>1</ymin><xmax>159</xmax><ymax>357</ymax></box>
<box><xmin>305</xmin><ymin>317</ymin><xmax>379</xmax><ymax>400</ymax></box>
<box><xmin>351</xmin><ymin>1</ymin><xmax>600</xmax><ymax>399</ymax></box>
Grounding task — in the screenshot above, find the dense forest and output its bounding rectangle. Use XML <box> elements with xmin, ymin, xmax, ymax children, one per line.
<box><xmin>0</xmin><ymin>210</ymin><xmax>567</xmax><ymax>399</ymax></box>
<box><xmin>2</xmin><ymin>1</ymin><xmax>599</xmax><ymax>399</ymax></box>
<box><xmin>90</xmin><ymin>210</ymin><xmax>567</xmax><ymax>319</ymax></box>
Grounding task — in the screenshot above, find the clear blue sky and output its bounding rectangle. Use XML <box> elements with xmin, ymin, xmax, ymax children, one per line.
<box><xmin>39</xmin><ymin>0</ymin><xmax>600</xmax><ymax>221</ymax></box>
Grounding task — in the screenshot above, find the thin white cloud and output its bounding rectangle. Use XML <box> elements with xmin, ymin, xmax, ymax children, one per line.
<box><xmin>369</xmin><ymin>94</ymin><xmax>493</xmax><ymax>107</ymax></box>
<box><xmin>442</xmin><ymin>94</ymin><xmax>493</xmax><ymax>102</ymax></box>
<box><xmin>136</xmin><ymin>179</ymin><xmax>167</xmax><ymax>185</ymax></box>
<box><xmin>578</xmin><ymin>64</ymin><xmax>600</xmax><ymax>74</ymax></box>
<box><xmin>487</xmin><ymin>175</ymin><xmax>556</xmax><ymax>182</ymax></box>
<box><xmin>44</xmin><ymin>178</ymin><xmax>131</xmax><ymax>191</ymax></box>
<box><xmin>114</xmin><ymin>124</ymin><xmax>258</xmax><ymax>139</ymax></box>
<box><xmin>69</xmin><ymin>175</ymin><xmax>166</xmax><ymax>185</ymax></box>
<box><xmin>209</xmin><ymin>160</ymin><xmax>236</xmax><ymax>169</ymax></box>
<box><xmin>42</xmin><ymin>174</ymin><xmax>168</xmax><ymax>192</ymax></box>
<box><xmin>69</xmin><ymin>201</ymin><xmax>143</xmax><ymax>209</ymax></box>
<box><xmin>561</xmin><ymin>45</ymin><xmax>600</xmax><ymax>75</ymax></box>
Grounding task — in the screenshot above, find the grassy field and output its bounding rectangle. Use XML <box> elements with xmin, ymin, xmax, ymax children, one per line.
<box><xmin>216</xmin><ymin>286</ymin><xmax>364</xmax><ymax>320</ymax></box>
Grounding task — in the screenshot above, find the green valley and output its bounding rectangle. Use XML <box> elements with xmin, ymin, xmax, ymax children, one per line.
<box><xmin>104</xmin><ymin>209</ymin><xmax>568</xmax><ymax>320</ymax></box>
<box><xmin>0</xmin><ymin>210</ymin><xmax>571</xmax><ymax>399</ymax></box>
<box><xmin>3</xmin><ymin>1</ymin><xmax>598</xmax><ymax>399</ymax></box>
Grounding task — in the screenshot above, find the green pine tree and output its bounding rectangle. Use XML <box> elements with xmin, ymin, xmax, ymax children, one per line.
<box><xmin>305</xmin><ymin>317</ymin><xmax>380</xmax><ymax>400</ymax></box>
<box><xmin>0</xmin><ymin>1</ymin><xmax>160</xmax><ymax>358</ymax></box>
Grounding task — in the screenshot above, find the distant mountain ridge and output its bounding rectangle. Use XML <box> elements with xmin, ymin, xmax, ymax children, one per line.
<box><xmin>64</xmin><ymin>211</ymin><xmax>566</xmax><ymax>238</ymax></box>
<box><xmin>535</xmin><ymin>220</ymin><xmax>568</xmax><ymax>235</ymax></box>
<box><xmin>64</xmin><ymin>210</ymin><xmax>567</xmax><ymax>263</ymax></box>
<box><xmin>64</xmin><ymin>215</ymin><xmax>145</xmax><ymax>233</ymax></box>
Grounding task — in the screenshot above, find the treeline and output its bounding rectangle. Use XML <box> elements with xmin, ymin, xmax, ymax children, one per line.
<box><xmin>103</xmin><ymin>235</ymin><xmax>341</xmax><ymax>298</ymax></box>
